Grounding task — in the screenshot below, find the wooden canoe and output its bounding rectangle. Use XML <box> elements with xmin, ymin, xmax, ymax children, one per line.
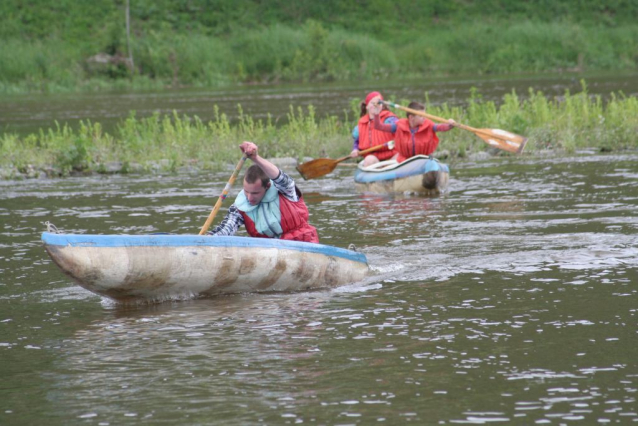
<box><xmin>354</xmin><ymin>155</ymin><xmax>450</xmax><ymax>195</ymax></box>
<box><xmin>42</xmin><ymin>232</ymin><xmax>369</xmax><ymax>303</ymax></box>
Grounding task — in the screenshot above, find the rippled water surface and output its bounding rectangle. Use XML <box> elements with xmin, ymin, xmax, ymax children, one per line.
<box><xmin>1</xmin><ymin>153</ymin><xmax>637</xmax><ymax>425</ymax></box>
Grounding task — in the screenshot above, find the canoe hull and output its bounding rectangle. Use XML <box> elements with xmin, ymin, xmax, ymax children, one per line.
<box><xmin>354</xmin><ymin>155</ymin><xmax>449</xmax><ymax>195</ymax></box>
<box><xmin>42</xmin><ymin>233</ymin><xmax>369</xmax><ymax>302</ymax></box>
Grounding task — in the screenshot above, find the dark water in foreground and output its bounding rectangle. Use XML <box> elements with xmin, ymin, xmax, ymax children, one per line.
<box><xmin>1</xmin><ymin>153</ymin><xmax>637</xmax><ymax>425</ymax></box>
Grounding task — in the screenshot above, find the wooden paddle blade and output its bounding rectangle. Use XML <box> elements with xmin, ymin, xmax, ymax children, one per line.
<box><xmin>296</xmin><ymin>143</ymin><xmax>392</xmax><ymax>180</ymax></box>
<box><xmin>296</xmin><ymin>158</ymin><xmax>339</xmax><ymax>180</ymax></box>
<box><xmin>382</xmin><ymin>101</ymin><xmax>529</xmax><ymax>154</ymax></box>
<box><xmin>475</xmin><ymin>128</ymin><xmax>528</xmax><ymax>154</ymax></box>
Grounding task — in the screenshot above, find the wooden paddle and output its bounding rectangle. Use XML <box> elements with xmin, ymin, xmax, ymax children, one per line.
<box><xmin>382</xmin><ymin>100</ymin><xmax>528</xmax><ymax>154</ymax></box>
<box><xmin>296</xmin><ymin>141</ymin><xmax>395</xmax><ymax>180</ymax></box>
<box><xmin>199</xmin><ymin>155</ymin><xmax>247</xmax><ymax>235</ymax></box>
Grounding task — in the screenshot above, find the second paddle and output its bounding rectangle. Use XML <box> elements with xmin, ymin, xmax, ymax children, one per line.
<box><xmin>296</xmin><ymin>141</ymin><xmax>395</xmax><ymax>180</ymax></box>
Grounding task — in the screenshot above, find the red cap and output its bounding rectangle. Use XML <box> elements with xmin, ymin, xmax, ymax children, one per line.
<box><xmin>364</xmin><ymin>91</ymin><xmax>382</xmax><ymax>105</ymax></box>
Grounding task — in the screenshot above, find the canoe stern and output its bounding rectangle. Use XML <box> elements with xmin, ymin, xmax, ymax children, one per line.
<box><xmin>354</xmin><ymin>156</ymin><xmax>450</xmax><ymax>195</ymax></box>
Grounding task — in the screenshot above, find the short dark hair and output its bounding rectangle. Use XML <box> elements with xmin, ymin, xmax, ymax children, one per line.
<box><xmin>407</xmin><ymin>102</ymin><xmax>425</xmax><ymax>118</ymax></box>
<box><xmin>244</xmin><ymin>165</ymin><xmax>270</xmax><ymax>188</ymax></box>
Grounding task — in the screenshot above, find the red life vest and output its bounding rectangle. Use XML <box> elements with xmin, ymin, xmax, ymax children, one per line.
<box><xmin>239</xmin><ymin>188</ymin><xmax>319</xmax><ymax>243</ymax></box>
<box><xmin>358</xmin><ymin>110</ymin><xmax>397</xmax><ymax>161</ymax></box>
<box><xmin>394</xmin><ymin>118</ymin><xmax>439</xmax><ymax>163</ymax></box>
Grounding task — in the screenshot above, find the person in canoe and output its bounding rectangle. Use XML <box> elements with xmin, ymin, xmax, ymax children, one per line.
<box><xmin>349</xmin><ymin>91</ymin><xmax>398</xmax><ymax>167</ymax></box>
<box><xmin>371</xmin><ymin>101</ymin><xmax>456</xmax><ymax>163</ymax></box>
<box><xmin>208</xmin><ymin>141</ymin><xmax>319</xmax><ymax>243</ymax></box>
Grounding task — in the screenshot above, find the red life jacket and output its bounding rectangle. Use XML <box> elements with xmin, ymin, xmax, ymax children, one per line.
<box><xmin>394</xmin><ymin>118</ymin><xmax>439</xmax><ymax>163</ymax></box>
<box><xmin>358</xmin><ymin>110</ymin><xmax>397</xmax><ymax>161</ymax></box>
<box><xmin>239</xmin><ymin>188</ymin><xmax>319</xmax><ymax>243</ymax></box>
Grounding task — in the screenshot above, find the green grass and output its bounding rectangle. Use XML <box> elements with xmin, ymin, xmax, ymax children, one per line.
<box><xmin>1</xmin><ymin>20</ymin><xmax>637</xmax><ymax>93</ymax></box>
<box><xmin>2</xmin><ymin>0</ymin><xmax>637</xmax><ymax>92</ymax></box>
<box><xmin>1</xmin><ymin>82</ymin><xmax>637</xmax><ymax>177</ymax></box>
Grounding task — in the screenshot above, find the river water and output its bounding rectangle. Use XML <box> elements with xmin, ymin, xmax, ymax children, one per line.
<box><xmin>2</xmin><ymin>72</ymin><xmax>637</xmax><ymax>136</ymax></box>
<box><xmin>1</xmin><ymin>151</ymin><xmax>637</xmax><ymax>425</ymax></box>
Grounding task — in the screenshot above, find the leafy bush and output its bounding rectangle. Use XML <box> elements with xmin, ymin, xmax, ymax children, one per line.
<box><xmin>1</xmin><ymin>83</ymin><xmax>637</xmax><ymax>175</ymax></box>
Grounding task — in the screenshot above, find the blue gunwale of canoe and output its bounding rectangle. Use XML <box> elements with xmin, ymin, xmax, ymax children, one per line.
<box><xmin>41</xmin><ymin>232</ymin><xmax>368</xmax><ymax>264</ymax></box>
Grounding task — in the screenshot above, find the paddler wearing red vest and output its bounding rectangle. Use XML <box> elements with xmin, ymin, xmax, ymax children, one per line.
<box><xmin>349</xmin><ymin>91</ymin><xmax>399</xmax><ymax>167</ymax></box>
<box><xmin>372</xmin><ymin>101</ymin><xmax>456</xmax><ymax>163</ymax></box>
<box><xmin>208</xmin><ymin>141</ymin><xmax>319</xmax><ymax>243</ymax></box>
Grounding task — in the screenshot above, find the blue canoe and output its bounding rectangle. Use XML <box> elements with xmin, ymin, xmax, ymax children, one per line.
<box><xmin>354</xmin><ymin>155</ymin><xmax>450</xmax><ymax>195</ymax></box>
<box><xmin>42</xmin><ymin>232</ymin><xmax>369</xmax><ymax>303</ymax></box>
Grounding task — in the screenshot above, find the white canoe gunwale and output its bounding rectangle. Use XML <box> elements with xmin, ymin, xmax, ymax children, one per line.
<box><xmin>42</xmin><ymin>233</ymin><xmax>369</xmax><ymax>302</ymax></box>
<box><xmin>354</xmin><ymin>155</ymin><xmax>450</xmax><ymax>195</ymax></box>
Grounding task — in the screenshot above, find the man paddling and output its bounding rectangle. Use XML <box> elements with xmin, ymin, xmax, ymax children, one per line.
<box><xmin>208</xmin><ymin>141</ymin><xmax>319</xmax><ymax>243</ymax></box>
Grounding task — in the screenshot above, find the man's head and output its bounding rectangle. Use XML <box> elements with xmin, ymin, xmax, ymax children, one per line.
<box><xmin>243</xmin><ymin>165</ymin><xmax>270</xmax><ymax>205</ymax></box>
<box><xmin>406</xmin><ymin>101</ymin><xmax>426</xmax><ymax>128</ymax></box>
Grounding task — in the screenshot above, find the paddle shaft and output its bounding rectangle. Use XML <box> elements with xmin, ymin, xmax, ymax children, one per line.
<box><xmin>199</xmin><ymin>156</ymin><xmax>247</xmax><ymax>235</ymax></box>
<box><xmin>384</xmin><ymin>102</ymin><xmax>477</xmax><ymax>132</ymax></box>
<box><xmin>296</xmin><ymin>141</ymin><xmax>395</xmax><ymax>180</ymax></box>
<box><xmin>337</xmin><ymin>141</ymin><xmax>395</xmax><ymax>163</ymax></box>
<box><xmin>382</xmin><ymin>101</ymin><xmax>527</xmax><ymax>154</ymax></box>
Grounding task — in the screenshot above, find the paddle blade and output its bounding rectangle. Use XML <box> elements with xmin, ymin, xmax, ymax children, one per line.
<box><xmin>296</xmin><ymin>158</ymin><xmax>339</xmax><ymax>180</ymax></box>
<box><xmin>475</xmin><ymin>128</ymin><xmax>528</xmax><ymax>154</ymax></box>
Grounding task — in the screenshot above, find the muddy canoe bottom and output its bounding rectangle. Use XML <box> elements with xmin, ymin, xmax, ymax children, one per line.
<box><xmin>354</xmin><ymin>155</ymin><xmax>449</xmax><ymax>195</ymax></box>
<box><xmin>42</xmin><ymin>233</ymin><xmax>369</xmax><ymax>303</ymax></box>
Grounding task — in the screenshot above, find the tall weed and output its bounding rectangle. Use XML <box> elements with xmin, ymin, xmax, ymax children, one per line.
<box><xmin>1</xmin><ymin>84</ymin><xmax>637</xmax><ymax>175</ymax></box>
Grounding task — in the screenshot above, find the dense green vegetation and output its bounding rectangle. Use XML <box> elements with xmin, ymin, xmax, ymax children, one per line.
<box><xmin>1</xmin><ymin>0</ymin><xmax>637</xmax><ymax>92</ymax></box>
<box><xmin>1</xmin><ymin>84</ymin><xmax>636</xmax><ymax>178</ymax></box>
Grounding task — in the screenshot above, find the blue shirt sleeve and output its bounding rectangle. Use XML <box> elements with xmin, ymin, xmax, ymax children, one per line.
<box><xmin>352</xmin><ymin>125</ymin><xmax>359</xmax><ymax>150</ymax></box>
<box><xmin>384</xmin><ymin>116</ymin><xmax>398</xmax><ymax>133</ymax></box>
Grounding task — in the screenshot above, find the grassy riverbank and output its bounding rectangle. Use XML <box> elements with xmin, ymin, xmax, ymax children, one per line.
<box><xmin>1</xmin><ymin>83</ymin><xmax>636</xmax><ymax>178</ymax></box>
<box><xmin>1</xmin><ymin>0</ymin><xmax>637</xmax><ymax>93</ymax></box>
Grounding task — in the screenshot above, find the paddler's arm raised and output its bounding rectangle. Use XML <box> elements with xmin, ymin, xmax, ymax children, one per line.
<box><xmin>373</xmin><ymin>114</ymin><xmax>397</xmax><ymax>133</ymax></box>
<box><xmin>433</xmin><ymin>119</ymin><xmax>457</xmax><ymax>132</ymax></box>
<box><xmin>240</xmin><ymin>141</ymin><xmax>299</xmax><ymax>202</ymax></box>
<box><xmin>271</xmin><ymin>170</ymin><xmax>299</xmax><ymax>202</ymax></box>
<box><xmin>240</xmin><ymin>141</ymin><xmax>279</xmax><ymax>179</ymax></box>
